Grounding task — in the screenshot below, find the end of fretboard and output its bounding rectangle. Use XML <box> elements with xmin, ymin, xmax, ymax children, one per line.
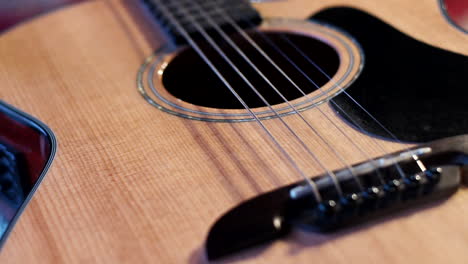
<box><xmin>141</xmin><ymin>0</ymin><xmax>262</xmax><ymax>45</ymax></box>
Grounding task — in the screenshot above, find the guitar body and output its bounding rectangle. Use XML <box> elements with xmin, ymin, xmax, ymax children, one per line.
<box><xmin>0</xmin><ymin>0</ymin><xmax>467</xmax><ymax>263</ymax></box>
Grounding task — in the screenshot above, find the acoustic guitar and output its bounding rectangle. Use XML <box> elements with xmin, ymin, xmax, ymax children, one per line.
<box><xmin>0</xmin><ymin>0</ymin><xmax>468</xmax><ymax>263</ymax></box>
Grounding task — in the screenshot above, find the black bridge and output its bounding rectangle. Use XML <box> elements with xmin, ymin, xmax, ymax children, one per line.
<box><xmin>205</xmin><ymin>135</ymin><xmax>468</xmax><ymax>260</ymax></box>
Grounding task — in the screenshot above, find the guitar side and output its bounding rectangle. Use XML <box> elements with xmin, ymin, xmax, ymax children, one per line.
<box><xmin>0</xmin><ymin>1</ymin><xmax>467</xmax><ymax>263</ymax></box>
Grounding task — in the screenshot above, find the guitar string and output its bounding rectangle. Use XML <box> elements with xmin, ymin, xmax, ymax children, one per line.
<box><xmin>209</xmin><ymin>1</ymin><xmax>424</xmax><ymax>177</ymax></box>
<box><xmin>278</xmin><ymin>35</ymin><xmax>407</xmax><ymax>177</ymax></box>
<box><xmin>279</xmin><ymin>35</ymin><xmax>426</xmax><ymax>174</ymax></box>
<box><xmin>152</xmin><ymin>0</ymin><xmax>324</xmax><ymax>201</ymax></box>
<box><xmin>155</xmin><ymin>0</ymin><xmax>424</xmax><ymax>198</ymax></box>
<box><xmin>160</xmin><ymin>1</ymin><xmax>377</xmax><ymax>193</ymax></box>
<box><xmin>185</xmin><ymin>0</ymin><xmax>367</xmax><ymax>191</ymax></box>
<box><xmin>171</xmin><ymin>0</ymin><xmax>424</xmax><ymax>177</ymax></box>
<box><xmin>159</xmin><ymin>0</ymin><xmax>394</xmax><ymax>195</ymax></box>
<box><xmin>204</xmin><ymin>1</ymin><xmax>394</xmax><ymax>182</ymax></box>
<box><xmin>170</xmin><ymin>0</ymin><xmax>350</xmax><ymax>196</ymax></box>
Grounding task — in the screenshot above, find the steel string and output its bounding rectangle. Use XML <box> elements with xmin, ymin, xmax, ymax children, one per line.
<box><xmin>186</xmin><ymin>0</ymin><xmax>366</xmax><ymax>191</ymax></box>
<box><xmin>209</xmin><ymin>1</ymin><xmax>420</xmax><ymax>178</ymax></box>
<box><xmin>152</xmin><ymin>0</ymin><xmax>325</xmax><ymax>201</ymax></box>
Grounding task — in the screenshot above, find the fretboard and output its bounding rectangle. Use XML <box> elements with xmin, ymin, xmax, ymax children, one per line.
<box><xmin>142</xmin><ymin>0</ymin><xmax>262</xmax><ymax>45</ymax></box>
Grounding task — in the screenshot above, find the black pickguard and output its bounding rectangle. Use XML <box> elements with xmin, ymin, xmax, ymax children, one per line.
<box><xmin>311</xmin><ymin>7</ymin><xmax>468</xmax><ymax>143</ymax></box>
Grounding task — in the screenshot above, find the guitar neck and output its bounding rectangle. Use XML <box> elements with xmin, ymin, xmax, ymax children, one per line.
<box><xmin>141</xmin><ymin>0</ymin><xmax>262</xmax><ymax>44</ymax></box>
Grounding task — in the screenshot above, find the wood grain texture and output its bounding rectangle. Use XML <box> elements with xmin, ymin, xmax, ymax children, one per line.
<box><xmin>0</xmin><ymin>0</ymin><xmax>467</xmax><ymax>263</ymax></box>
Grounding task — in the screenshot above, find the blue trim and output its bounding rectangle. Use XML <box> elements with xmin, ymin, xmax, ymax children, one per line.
<box><xmin>0</xmin><ymin>100</ymin><xmax>57</xmax><ymax>248</ymax></box>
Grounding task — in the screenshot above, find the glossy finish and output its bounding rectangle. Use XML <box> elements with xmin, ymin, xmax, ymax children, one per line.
<box><xmin>0</xmin><ymin>101</ymin><xmax>56</xmax><ymax>247</ymax></box>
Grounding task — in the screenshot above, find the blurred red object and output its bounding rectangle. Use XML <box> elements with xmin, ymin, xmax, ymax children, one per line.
<box><xmin>443</xmin><ymin>0</ymin><xmax>468</xmax><ymax>32</ymax></box>
<box><xmin>0</xmin><ymin>0</ymin><xmax>85</xmax><ymax>32</ymax></box>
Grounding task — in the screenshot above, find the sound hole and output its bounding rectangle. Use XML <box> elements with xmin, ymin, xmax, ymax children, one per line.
<box><xmin>162</xmin><ymin>31</ymin><xmax>340</xmax><ymax>109</ymax></box>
